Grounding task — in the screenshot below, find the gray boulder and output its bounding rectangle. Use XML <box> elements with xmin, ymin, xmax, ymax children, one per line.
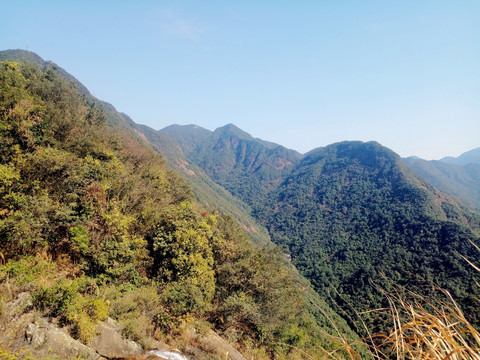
<box><xmin>90</xmin><ymin>318</ymin><xmax>143</xmax><ymax>359</ymax></box>
<box><xmin>25</xmin><ymin>319</ymin><xmax>100</xmax><ymax>360</ymax></box>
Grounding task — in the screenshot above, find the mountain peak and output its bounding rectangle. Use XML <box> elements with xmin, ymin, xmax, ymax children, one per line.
<box><xmin>213</xmin><ymin>123</ymin><xmax>252</xmax><ymax>139</ymax></box>
<box><xmin>441</xmin><ymin>147</ymin><xmax>480</xmax><ymax>166</ymax></box>
<box><xmin>304</xmin><ymin>140</ymin><xmax>399</xmax><ymax>167</ymax></box>
<box><xmin>0</xmin><ymin>49</ymin><xmax>45</xmax><ymax>66</ymax></box>
<box><xmin>160</xmin><ymin>124</ymin><xmax>212</xmax><ymax>154</ymax></box>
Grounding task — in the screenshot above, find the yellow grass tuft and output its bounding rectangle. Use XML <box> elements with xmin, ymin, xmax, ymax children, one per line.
<box><xmin>372</xmin><ymin>288</ymin><xmax>480</xmax><ymax>360</ymax></box>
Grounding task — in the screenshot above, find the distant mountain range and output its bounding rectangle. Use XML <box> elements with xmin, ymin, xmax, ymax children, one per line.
<box><xmin>2</xmin><ymin>49</ymin><xmax>480</xmax><ymax>357</ymax></box>
<box><xmin>159</xmin><ymin>123</ymin><xmax>480</xmax><ymax>333</ymax></box>
<box><xmin>404</xmin><ymin>149</ymin><xmax>480</xmax><ymax>209</ymax></box>
<box><xmin>440</xmin><ymin>148</ymin><xmax>480</xmax><ymax>166</ymax></box>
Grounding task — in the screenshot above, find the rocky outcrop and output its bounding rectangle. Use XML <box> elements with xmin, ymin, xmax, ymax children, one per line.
<box><xmin>145</xmin><ymin>350</ymin><xmax>189</xmax><ymax>360</ymax></box>
<box><xmin>196</xmin><ymin>330</ymin><xmax>246</xmax><ymax>360</ymax></box>
<box><xmin>1</xmin><ymin>292</ymin><xmax>247</xmax><ymax>360</ymax></box>
<box><xmin>91</xmin><ymin>318</ymin><xmax>143</xmax><ymax>359</ymax></box>
<box><xmin>0</xmin><ymin>292</ymin><xmax>144</xmax><ymax>360</ymax></box>
<box><xmin>25</xmin><ymin>319</ymin><xmax>101</xmax><ymax>360</ymax></box>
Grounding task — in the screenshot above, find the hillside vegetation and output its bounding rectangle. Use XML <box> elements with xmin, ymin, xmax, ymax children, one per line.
<box><xmin>0</xmin><ymin>52</ymin><xmax>364</xmax><ymax>359</ymax></box>
<box><xmin>129</xmin><ymin>121</ymin><xmax>272</xmax><ymax>247</ymax></box>
<box><xmin>164</xmin><ymin>124</ymin><xmax>480</xmax><ymax>338</ymax></box>
<box><xmin>3</xmin><ymin>50</ymin><xmax>480</xmax><ymax>359</ymax></box>
<box><xmin>260</xmin><ymin>142</ymin><xmax>480</xmax><ymax>333</ymax></box>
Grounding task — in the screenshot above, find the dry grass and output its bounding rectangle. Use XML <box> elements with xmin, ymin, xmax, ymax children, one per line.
<box><xmin>313</xmin><ymin>283</ymin><xmax>480</xmax><ymax>360</ymax></box>
<box><xmin>325</xmin><ymin>243</ymin><xmax>480</xmax><ymax>360</ymax></box>
<box><xmin>331</xmin><ymin>287</ymin><xmax>480</xmax><ymax>360</ymax></box>
<box><xmin>372</xmin><ymin>288</ymin><xmax>480</xmax><ymax>360</ymax></box>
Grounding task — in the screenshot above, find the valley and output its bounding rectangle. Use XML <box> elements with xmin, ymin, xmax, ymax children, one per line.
<box><xmin>1</xmin><ymin>49</ymin><xmax>479</xmax><ymax>360</ymax></box>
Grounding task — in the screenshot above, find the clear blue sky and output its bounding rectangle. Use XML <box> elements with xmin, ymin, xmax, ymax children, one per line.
<box><xmin>1</xmin><ymin>0</ymin><xmax>479</xmax><ymax>159</ymax></box>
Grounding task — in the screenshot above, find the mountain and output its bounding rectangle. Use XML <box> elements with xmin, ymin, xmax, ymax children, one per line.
<box><xmin>174</xmin><ymin>126</ymin><xmax>480</xmax><ymax>333</ymax></box>
<box><xmin>0</xmin><ymin>50</ymin><xmax>364</xmax><ymax>359</ymax></box>
<box><xmin>404</xmin><ymin>156</ymin><xmax>480</xmax><ymax>209</ymax></box>
<box><xmin>4</xmin><ymin>48</ymin><xmax>480</xmax><ymax>357</ymax></box>
<box><xmin>258</xmin><ymin>141</ymin><xmax>480</xmax><ymax>331</ymax></box>
<box><xmin>161</xmin><ymin>123</ymin><xmax>302</xmax><ymax>208</ymax></box>
<box><xmin>440</xmin><ymin>147</ymin><xmax>480</xmax><ymax>166</ymax></box>
<box><xmin>127</xmin><ymin>122</ymin><xmax>371</xmax><ymax>355</ymax></box>
<box><xmin>161</xmin><ymin>124</ymin><xmax>213</xmax><ymax>154</ymax></box>
<box><xmin>126</xmin><ymin>121</ymin><xmax>272</xmax><ymax>247</ymax></box>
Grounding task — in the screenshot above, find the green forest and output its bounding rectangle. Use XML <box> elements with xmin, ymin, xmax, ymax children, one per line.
<box><xmin>0</xmin><ymin>56</ymin><xmax>364</xmax><ymax>359</ymax></box>
<box><xmin>161</xmin><ymin>119</ymin><xmax>480</xmax><ymax>356</ymax></box>
<box><xmin>2</xmin><ymin>51</ymin><xmax>480</xmax><ymax>360</ymax></box>
<box><xmin>258</xmin><ymin>142</ymin><xmax>480</xmax><ymax>334</ymax></box>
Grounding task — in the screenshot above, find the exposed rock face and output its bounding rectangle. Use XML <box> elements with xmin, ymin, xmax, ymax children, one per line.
<box><xmin>1</xmin><ymin>292</ymin><xmax>247</xmax><ymax>360</ymax></box>
<box><xmin>25</xmin><ymin>319</ymin><xmax>101</xmax><ymax>360</ymax></box>
<box><xmin>198</xmin><ymin>330</ymin><xmax>246</xmax><ymax>360</ymax></box>
<box><xmin>1</xmin><ymin>292</ymin><xmax>145</xmax><ymax>360</ymax></box>
<box><xmin>145</xmin><ymin>350</ymin><xmax>189</xmax><ymax>359</ymax></box>
<box><xmin>178</xmin><ymin>329</ymin><xmax>246</xmax><ymax>360</ymax></box>
<box><xmin>91</xmin><ymin>318</ymin><xmax>143</xmax><ymax>358</ymax></box>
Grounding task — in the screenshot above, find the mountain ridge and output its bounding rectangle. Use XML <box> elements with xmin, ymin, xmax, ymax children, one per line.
<box><xmin>162</xmin><ymin>123</ymin><xmax>302</xmax><ymax>207</ymax></box>
<box><xmin>440</xmin><ymin>147</ymin><xmax>480</xmax><ymax>166</ymax></box>
<box><xmin>404</xmin><ymin>153</ymin><xmax>480</xmax><ymax>210</ymax></box>
<box><xmin>164</xmin><ymin>122</ymin><xmax>480</xmax><ymax>334</ymax></box>
<box><xmin>0</xmin><ymin>49</ymin><xmax>365</xmax><ymax>359</ymax></box>
<box><xmin>3</xmin><ymin>49</ymin><xmax>480</xmax><ymax>358</ymax></box>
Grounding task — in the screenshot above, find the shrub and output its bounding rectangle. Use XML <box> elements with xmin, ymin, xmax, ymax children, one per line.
<box><xmin>32</xmin><ymin>276</ymin><xmax>109</xmax><ymax>344</ymax></box>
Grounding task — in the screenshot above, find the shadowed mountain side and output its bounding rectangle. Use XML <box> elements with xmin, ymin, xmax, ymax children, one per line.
<box><xmin>257</xmin><ymin>141</ymin><xmax>480</xmax><ymax>333</ymax></box>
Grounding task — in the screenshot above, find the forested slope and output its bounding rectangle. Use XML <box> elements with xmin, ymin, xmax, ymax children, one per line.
<box><xmin>258</xmin><ymin>141</ymin><xmax>480</xmax><ymax>333</ymax></box>
<box><xmin>161</xmin><ymin>123</ymin><xmax>302</xmax><ymax>208</ymax></box>
<box><xmin>0</xmin><ymin>50</ymin><xmax>363</xmax><ymax>359</ymax></box>
<box><xmin>127</xmin><ymin>121</ymin><xmax>271</xmax><ymax>247</ymax></box>
<box><xmin>167</xmin><ymin>122</ymin><xmax>480</xmax><ymax>337</ymax></box>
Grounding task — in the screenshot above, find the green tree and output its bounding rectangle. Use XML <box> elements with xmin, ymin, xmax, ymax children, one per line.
<box><xmin>149</xmin><ymin>202</ymin><xmax>215</xmax><ymax>315</ymax></box>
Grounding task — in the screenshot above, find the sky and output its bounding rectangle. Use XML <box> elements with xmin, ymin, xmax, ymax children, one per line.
<box><xmin>1</xmin><ymin>1</ymin><xmax>479</xmax><ymax>159</ymax></box>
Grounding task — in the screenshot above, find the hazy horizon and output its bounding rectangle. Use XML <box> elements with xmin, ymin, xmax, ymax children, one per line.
<box><xmin>2</xmin><ymin>1</ymin><xmax>478</xmax><ymax>160</ymax></box>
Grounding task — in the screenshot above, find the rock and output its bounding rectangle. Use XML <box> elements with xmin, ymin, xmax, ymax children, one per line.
<box><xmin>197</xmin><ymin>330</ymin><xmax>246</xmax><ymax>360</ymax></box>
<box><xmin>90</xmin><ymin>318</ymin><xmax>143</xmax><ymax>359</ymax></box>
<box><xmin>25</xmin><ymin>318</ymin><xmax>100</xmax><ymax>360</ymax></box>
<box><xmin>3</xmin><ymin>292</ymin><xmax>32</xmax><ymax>319</ymax></box>
<box><xmin>25</xmin><ymin>322</ymin><xmax>45</xmax><ymax>348</ymax></box>
<box><xmin>145</xmin><ymin>350</ymin><xmax>189</xmax><ymax>360</ymax></box>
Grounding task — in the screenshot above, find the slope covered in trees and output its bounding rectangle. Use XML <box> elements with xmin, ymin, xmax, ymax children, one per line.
<box><xmin>127</xmin><ymin>120</ymin><xmax>272</xmax><ymax>247</ymax></box>
<box><xmin>161</xmin><ymin>123</ymin><xmax>302</xmax><ymax>209</ymax></box>
<box><xmin>258</xmin><ymin>141</ymin><xmax>480</xmax><ymax>332</ymax></box>
<box><xmin>166</xmin><ymin>124</ymin><xmax>480</xmax><ymax>335</ymax></box>
<box><xmin>0</xmin><ymin>50</ymin><xmax>363</xmax><ymax>359</ymax></box>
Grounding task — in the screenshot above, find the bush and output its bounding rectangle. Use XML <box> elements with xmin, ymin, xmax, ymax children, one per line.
<box><xmin>32</xmin><ymin>276</ymin><xmax>109</xmax><ymax>344</ymax></box>
<box><xmin>107</xmin><ymin>284</ymin><xmax>163</xmax><ymax>344</ymax></box>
